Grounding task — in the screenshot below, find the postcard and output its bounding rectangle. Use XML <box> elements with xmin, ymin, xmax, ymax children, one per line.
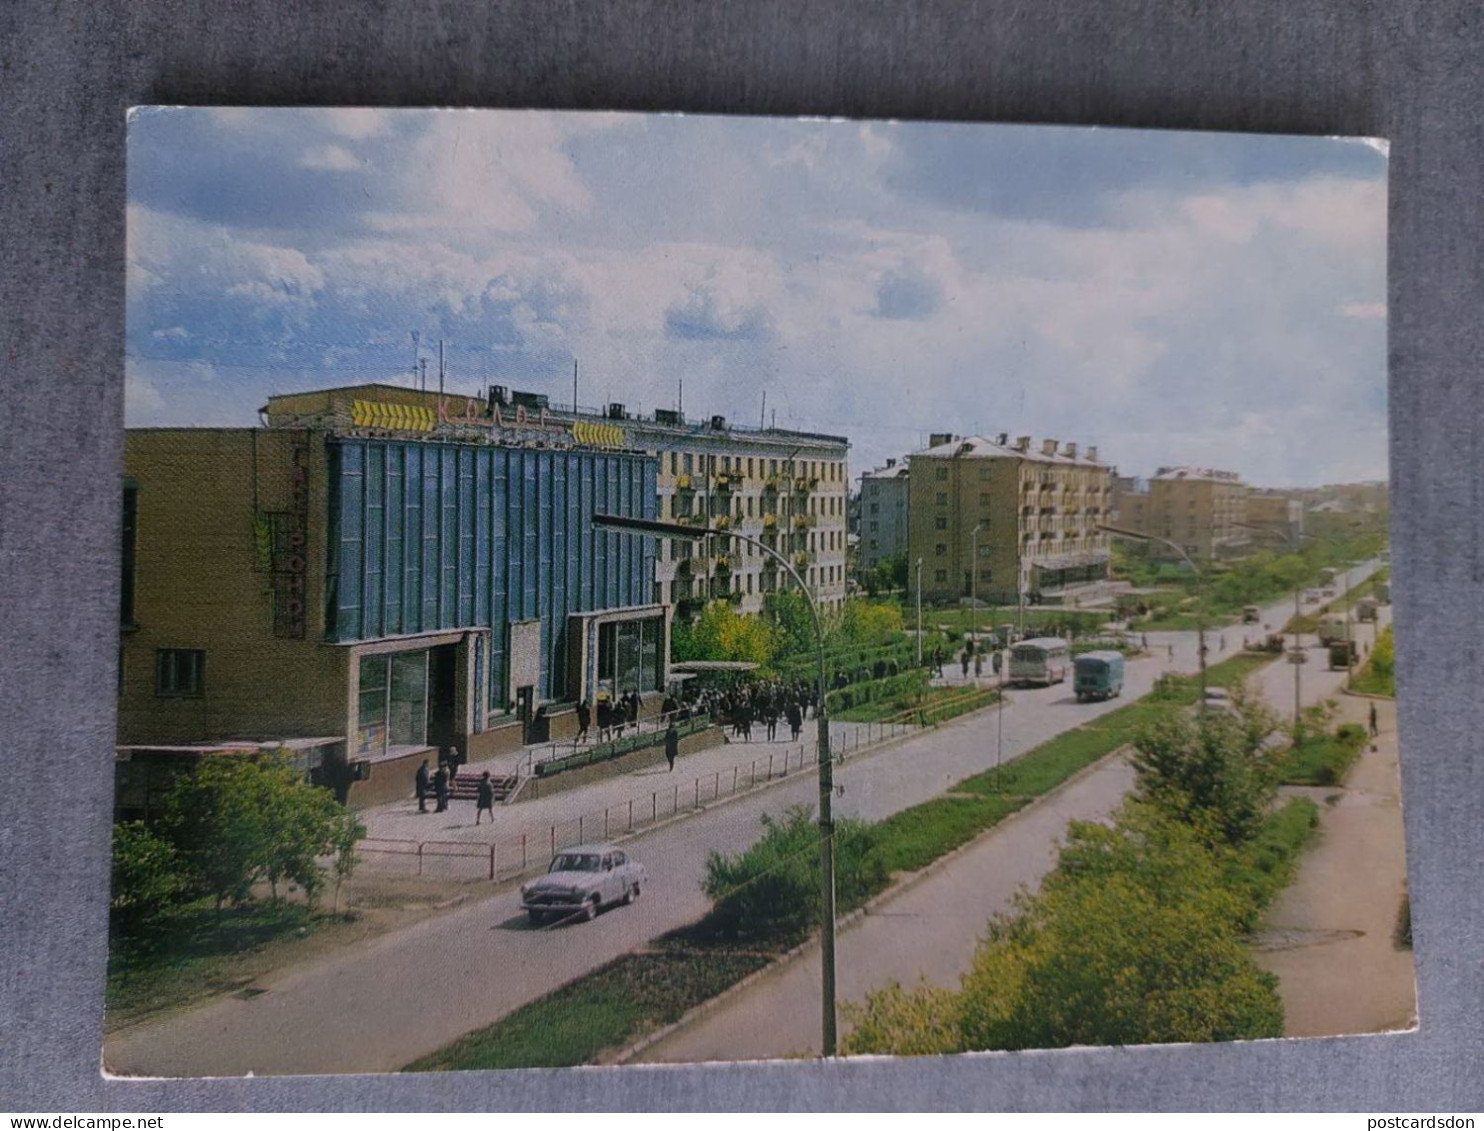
<box><xmin>107</xmin><ymin>108</ymin><xmax>1404</xmax><ymax>1076</ymax></box>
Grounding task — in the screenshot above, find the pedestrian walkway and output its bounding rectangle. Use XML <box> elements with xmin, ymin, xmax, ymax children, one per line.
<box><xmin>1253</xmin><ymin>694</ymin><xmax>1415</xmax><ymax>1037</ymax></box>
<box><xmin>353</xmin><ymin>715</ymin><xmax>921</xmax><ymax>879</ymax></box>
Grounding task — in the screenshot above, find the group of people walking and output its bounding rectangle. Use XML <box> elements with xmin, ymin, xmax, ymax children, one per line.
<box><xmin>573</xmin><ymin>690</ymin><xmax>643</xmax><ymax>745</ymax></box>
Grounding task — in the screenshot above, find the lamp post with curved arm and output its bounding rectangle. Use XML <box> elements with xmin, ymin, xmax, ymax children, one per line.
<box><xmin>1097</xmin><ymin>523</ymin><xmax>1207</xmax><ymax>707</ymax></box>
<box><xmin>591</xmin><ymin>512</ymin><xmax>839</xmax><ymax>1057</ymax></box>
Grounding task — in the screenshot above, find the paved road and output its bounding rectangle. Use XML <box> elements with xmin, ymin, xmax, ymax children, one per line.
<box><xmin>639</xmin><ymin>575</ymin><xmax>1392</xmax><ymax>1062</ymax></box>
<box><xmin>106</xmin><ymin>563</ymin><xmax>1384</xmax><ymax>1076</ymax></box>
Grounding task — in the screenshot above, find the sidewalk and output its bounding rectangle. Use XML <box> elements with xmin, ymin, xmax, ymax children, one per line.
<box><xmin>1253</xmin><ymin>694</ymin><xmax>1415</xmax><ymax>1036</ymax></box>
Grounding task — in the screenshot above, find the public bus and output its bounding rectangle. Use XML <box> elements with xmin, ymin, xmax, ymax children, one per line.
<box><xmin>1073</xmin><ymin>650</ymin><xmax>1125</xmax><ymax>702</ymax></box>
<box><xmin>1009</xmin><ymin>637</ymin><xmax>1071</xmax><ymax>687</ymax></box>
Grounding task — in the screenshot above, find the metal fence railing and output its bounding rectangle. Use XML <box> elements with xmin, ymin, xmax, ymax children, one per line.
<box><xmin>356</xmin><ymin>715</ymin><xmax>928</xmax><ymax>883</ymax></box>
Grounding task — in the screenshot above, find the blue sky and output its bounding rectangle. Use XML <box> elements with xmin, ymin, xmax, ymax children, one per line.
<box><xmin>126</xmin><ymin>108</ymin><xmax>1387</xmax><ymax>485</ymax></box>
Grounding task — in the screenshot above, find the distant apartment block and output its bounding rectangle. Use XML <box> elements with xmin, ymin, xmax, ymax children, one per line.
<box><xmin>859</xmin><ymin>459</ymin><xmax>910</xmax><ymax>571</ymax></box>
<box><xmin>907</xmin><ymin>433</ymin><xmax>1112</xmax><ymax>605</ymax></box>
<box><xmin>1140</xmin><ymin>466</ymin><xmax>1248</xmax><ymax>561</ymax></box>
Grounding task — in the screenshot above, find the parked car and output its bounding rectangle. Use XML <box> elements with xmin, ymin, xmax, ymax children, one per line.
<box><xmin>521</xmin><ymin>843</ymin><xmax>646</xmax><ymax>925</ymax></box>
<box><xmin>1242</xmin><ymin>605</ymin><xmax>1261</xmax><ymax>624</ymax></box>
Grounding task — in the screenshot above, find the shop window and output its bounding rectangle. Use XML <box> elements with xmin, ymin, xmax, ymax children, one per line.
<box><xmin>155</xmin><ymin>649</ymin><xmax>204</xmax><ymax>698</ymax></box>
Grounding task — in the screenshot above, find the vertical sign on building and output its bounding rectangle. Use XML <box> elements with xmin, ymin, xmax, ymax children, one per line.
<box><xmin>270</xmin><ymin>432</ymin><xmax>311</xmax><ymax>638</ymax></box>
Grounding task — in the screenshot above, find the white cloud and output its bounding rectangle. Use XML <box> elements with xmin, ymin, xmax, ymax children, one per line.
<box><xmin>300</xmin><ymin>144</ymin><xmax>362</xmax><ymax>172</ymax></box>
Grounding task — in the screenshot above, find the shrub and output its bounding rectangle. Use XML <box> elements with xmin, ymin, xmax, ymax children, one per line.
<box><xmin>110</xmin><ymin>821</ymin><xmax>190</xmax><ymax>927</ymax></box>
<box><xmin>698</xmin><ymin>805</ymin><xmax>885</xmax><ymax>945</ymax></box>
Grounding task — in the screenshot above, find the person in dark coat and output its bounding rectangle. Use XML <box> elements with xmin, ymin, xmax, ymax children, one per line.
<box><xmin>786</xmin><ymin>701</ymin><xmax>803</xmax><ymax>741</ymax></box>
<box><xmin>475</xmin><ymin>771</ymin><xmax>495</xmax><ymax>824</ymax></box>
<box><xmin>664</xmin><ymin>722</ymin><xmax>679</xmax><ymax>772</ymax></box>
<box><xmin>433</xmin><ymin>763</ymin><xmax>450</xmax><ymax>813</ymax></box>
<box><xmin>626</xmin><ymin>691</ymin><xmax>640</xmax><ymax>726</ymax></box>
<box><xmin>414</xmin><ymin>759</ymin><xmax>430</xmax><ymax>813</ymax></box>
<box><xmin>576</xmin><ymin>699</ymin><xmax>591</xmax><ymax>743</ymax></box>
<box><xmin>1369</xmin><ymin>702</ymin><xmax>1379</xmax><ymax>737</ymax></box>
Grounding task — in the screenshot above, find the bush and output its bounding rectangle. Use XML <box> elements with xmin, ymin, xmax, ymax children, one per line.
<box><xmin>1279</xmin><ymin>722</ymin><xmax>1367</xmax><ymax>786</ymax></box>
<box><xmin>1222</xmin><ymin>798</ymin><xmax>1320</xmax><ymax>928</ymax></box>
<box><xmin>110</xmin><ymin>821</ymin><xmax>190</xmax><ymax>927</ymax></box>
<box><xmin>824</xmin><ymin>669</ymin><xmax>928</xmax><ymax>715</ymax></box>
<box><xmin>698</xmin><ymin>805</ymin><xmax>885</xmax><ymax>945</ymax></box>
<box><xmin>843</xmin><ymin>805</ymin><xmax>1286</xmax><ymax>1054</ymax></box>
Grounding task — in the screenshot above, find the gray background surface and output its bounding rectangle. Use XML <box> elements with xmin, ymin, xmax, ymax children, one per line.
<box><xmin>1</xmin><ymin>0</ymin><xmax>1479</xmax><ymax>1112</ymax></box>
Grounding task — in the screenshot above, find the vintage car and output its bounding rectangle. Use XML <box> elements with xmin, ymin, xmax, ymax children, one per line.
<box><xmin>521</xmin><ymin>843</ymin><xmax>646</xmax><ymax>924</ymax></box>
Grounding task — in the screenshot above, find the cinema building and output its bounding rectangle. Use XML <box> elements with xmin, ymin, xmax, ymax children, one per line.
<box><xmin>117</xmin><ymin>383</ymin><xmax>665</xmax><ymax>808</ymax></box>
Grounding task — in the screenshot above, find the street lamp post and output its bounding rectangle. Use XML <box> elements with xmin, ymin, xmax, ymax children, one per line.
<box><xmin>592</xmin><ymin>512</ymin><xmax>839</xmax><ymax>1056</ymax></box>
<box><xmin>970</xmin><ymin>523</ymin><xmax>983</xmax><ymax>682</ymax></box>
<box><xmin>1097</xmin><ymin>524</ymin><xmax>1207</xmax><ymax>707</ymax></box>
<box><xmin>915</xmin><ymin>556</ymin><xmax>924</xmax><ymax>667</ymax></box>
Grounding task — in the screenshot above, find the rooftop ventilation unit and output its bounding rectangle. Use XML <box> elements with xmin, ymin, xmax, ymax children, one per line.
<box><xmin>607</xmin><ymin>403</ymin><xmax>627</xmax><ymax>420</ymax></box>
<box><xmin>654</xmin><ymin>408</ymin><xmax>682</xmax><ymax>425</ymax></box>
<box><xmin>710</xmin><ymin>414</ymin><xmax>727</xmax><ymax>430</ymax></box>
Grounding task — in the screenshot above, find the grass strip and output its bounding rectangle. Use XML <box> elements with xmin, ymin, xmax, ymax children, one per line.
<box><xmin>865</xmin><ymin>795</ymin><xmax>1026</xmax><ymax>877</ymax></box>
<box><xmin>1226</xmin><ymin>797</ymin><xmax>1320</xmax><ymax>927</ymax></box>
<box><xmin>1278</xmin><ymin>725</ymin><xmax>1367</xmax><ymax>786</ymax></box>
<box><xmin>404</xmin><ymin>949</ymin><xmax>771</xmax><ymax>1071</ymax></box>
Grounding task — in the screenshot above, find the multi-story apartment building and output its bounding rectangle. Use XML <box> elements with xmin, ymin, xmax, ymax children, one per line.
<box><xmin>1143</xmin><ymin>466</ymin><xmax>1249</xmax><ymax>561</ymax></box>
<box><xmin>907</xmin><ymin>434</ymin><xmax>1112</xmax><ymax>605</ymax></box>
<box><xmin>533</xmin><ymin>401</ymin><xmax>849</xmax><ymax>618</ymax></box>
<box><xmin>859</xmin><ymin>460</ymin><xmax>910</xmax><ymax>571</ymax></box>
<box><xmin>1245</xmin><ymin>490</ymin><xmax>1305</xmax><ymax>550</ymax></box>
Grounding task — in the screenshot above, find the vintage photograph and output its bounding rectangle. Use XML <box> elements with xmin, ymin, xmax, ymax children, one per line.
<box><xmin>107</xmin><ymin>108</ymin><xmax>1405</xmax><ymax>1076</ymax></box>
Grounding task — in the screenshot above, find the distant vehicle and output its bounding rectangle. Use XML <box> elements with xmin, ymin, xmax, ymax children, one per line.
<box><xmin>521</xmin><ymin>844</ymin><xmax>646</xmax><ymax>925</ymax></box>
<box><xmin>1303</xmin><ymin>589</ymin><xmax>1321</xmax><ymax>603</ymax></box>
<box><xmin>1375</xmin><ymin>581</ymin><xmax>1391</xmax><ymax>603</ymax></box>
<box><xmin>1329</xmin><ymin>641</ymin><xmax>1359</xmax><ymax>670</ymax></box>
<box><xmin>1009</xmin><ymin>637</ymin><xmax>1071</xmax><ymax>687</ymax></box>
<box><xmin>1074</xmin><ymin>651</ymin><xmax>1125</xmax><ymax>702</ymax></box>
<box><xmin>1317</xmin><ymin>614</ymin><xmax>1350</xmax><ymax>646</ymax></box>
<box><xmin>1356</xmin><ymin>597</ymin><xmax>1379</xmax><ymax>622</ymax></box>
<box><xmin>1319</xmin><ymin>567</ymin><xmax>1339</xmax><ymax>586</ymax></box>
<box><xmin>1320</xmin><ymin>587</ymin><xmax>1337</xmax><ymax>599</ymax></box>
<box><xmin>1242</xmin><ymin>605</ymin><xmax>1261</xmax><ymax>624</ymax></box>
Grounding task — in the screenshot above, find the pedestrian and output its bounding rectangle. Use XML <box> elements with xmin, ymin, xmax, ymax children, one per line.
<box><xmin>787</xmin><ymin>701</ymin><xmax>803</xmax><ymax>741</ymax></box>
<box><xmin>414</xmin><ymin>759</ymin><xmax>430</xmax><ymax>813</ymax></box>
<box><xmin>1369</xmin><ymin>702</ymin><xmax>1379</xmax><ymax>737</ymax></box>
<box><xmin>576</xmin><ymin>698</ymin><xmax>591</xmax><ymax>743</ymax></box>
<box><xmin>1168</xmin><ymin>644</ymin><xmax>1174</xmax><ymax>660</ymax></box>
<box><xmin>766</xmin><ymin>705</ymin><xmax>778</xmax><ymax>742</ymax></box>
<box><xmin>961</xmin><ymin>651</ymin><xmax>970</xmax><ymax>678</ymax></box>
<box><xmin>1141</xmin><ymin>632</ymin><xmax>1148</xmax><ymax>650</ymax></box>
<box><xmin>475</xmin><ymin>770</ymin><xmax>495</xmax><ymax>824</ymax></box>
<box><xmin>626</xmin><ymin>691</ymin><xmax>640</xmax><ymax>727</ymax></box>
<box><xmin>447</xmin><ymin>745</ymin><xmax>461</xmax><ymax>782</ymax></box>
<box><xmin>1219</xmin><ymin>635</ymin><xmax>1227</xmax><ymax>652</ymax></box>
<box><xmin>665</xmin><ymin>721</ymin><xmax>679</xmax><ymax>772</ymax></box>
<box><xmin>433</xmin><ymin>763</ymin><xmax>449</xmax><ymax>813</ymax></box>
<box><xmin>992</xmin><ymin>650</ymin><xmax>1002</xmax><ymax>676</ymax></box>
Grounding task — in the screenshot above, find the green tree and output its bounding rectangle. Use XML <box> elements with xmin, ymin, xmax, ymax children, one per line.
<box><xmin>1129</xmin><ymin>685</ymin><xmax>1283</xmax><ymax>848</ymax></box>
<box><xmin>328</xmin><ymin>807</ymin><xmax>367</xmax><ymax>916</ymax></box>
<box><xmin>110</xmin><ymin>821</ymin><xmax>190</xmax><ymax>927</ymax></box>
<box><xmin>764</xmin><ymin>587</ymin><xmax>817</xmax><ymax>661</ymax></box>
<box><xmin>842</xmin><ymin>805</ymin><xmax>1285</xmax><ymax>1054</ymax></box>
<box><xmin>672</xmin><ymin>600</ymin><xmax>779</xmax><ymax>669</ymax></box>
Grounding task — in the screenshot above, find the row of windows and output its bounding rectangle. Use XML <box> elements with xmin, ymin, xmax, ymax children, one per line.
<box><xmin>666</xmin><ymin>450</ymin><xmax>846</xmax><ymax>483</ymax></box>
<box><xmin>666</xmin><ymin>491</ymin><xmax>845</xmax><ymax>520</ymax></box>
<box><xmin>668</xmin><ymin>561</ymin><xmax>846</xmax><ymax>602</ymax></box>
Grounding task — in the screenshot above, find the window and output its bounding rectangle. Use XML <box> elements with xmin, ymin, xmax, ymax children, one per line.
<box><xmin>935</xmin><ymin>466</ymin><xmax>948</xmax><ymax>481</ymax></box>
<box><xmin>670</xmin><ymin>451</ymin><xmax>678</xmax><ymax>475</ymax></box>
<box><xmin>935</xmin><ymin>569</ymin><xmax>948</xmax><ymax>583</ymax></box>
<box><xmin>978</xmin><ymin>568</ymin><xmax>993</xmax><ymax>581</ymax></box>
<box><xmin>748</xmin><ymin>458</ymin><xmax>754</xmax><ymax>477</ymax></box>
<box><xmin>935</xmin><ymin>517</ymin><xmax>947</xmax><ymax>530</ymax></box>
<box><xmin>980</xmin><ymin>492</ymin><xmax>992</xmax><ymax>505</ymax></box>
<box><xmin>936</xmin><ymin>492</ymin><xmax>948</xmax><ymax>506</ymax></box>
<box><xmin>770</xmin><ymin>459</ymin><xmax>777</xmax><ymax>475</ymax></box>
<box><xmin>155</xmin><ymin>648</ymin><xmax>204</xmax><ymax>698</ymax></box>
<box><xmin>935</xmin><ymin>543</ymin><xmax>947</xmax><ymax>557</ymax></box>
<box><xmin>979</xmin><ymin>468</ymin><xmax>992</xmax><ymax>481</ymax></box>
<box><xmin>683</xmin><ymin>452</ymin><xmax>693</xmax><ymax>474</ymax></box>
<box><xmin>978</xmin><ymin>544</ymin><xmax>992</xmax><ymax>557</ymax></box>
<box><xmin>870</xmin><ymin>521</ymin><xmax>879</xmax><ymax>532</ymax></box>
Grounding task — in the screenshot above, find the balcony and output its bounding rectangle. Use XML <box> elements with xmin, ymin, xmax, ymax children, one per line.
<box><xmin>793</xmin><ymin>514</ymin><xmax>816</xmax><ymax>530</ymax></box>
<box><xmin>714</xmin><ymin>555</ymin><xmax>732</xmax><ymax>573</ymax></box>
<box><xmin>675</xmin><ymin>474</ymin><xmax>693</xmax><ymax>491</ymax></box>
<box><xmin>763</xmin><ymin>475</ymin><xmax>780</xmax><ymax>493</ymax></box>
<box><xmin>714</xmin><ymin>515</ymin><xmax>732</xmax><ymax>531</ymax></box>
<box><xmin>762</xmin><ymin>513</ymin><xmax>778</xmax><ymax>529</ymax></box>
<box><xmin>713</xmin><ymin>473</ymin><xmax>735</xmax><ymax>492</ymax></box>
<box><xmin>793</xmin><ymin>477</ymin><xmax>813</xmax><ymax>493</ymax></box>
<box><xmin>793</xmin><ymin>550</ymin><xmax>813</xmax><ymax>568</ymax></box>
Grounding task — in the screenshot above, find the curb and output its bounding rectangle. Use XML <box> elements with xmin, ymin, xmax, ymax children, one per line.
<box><xmin>610</xmin><ymin>741</ymin><xmax>1131</xmax><ymax>1066</ymax></box>
<box><xmin>1340</xmin><ymin>687</ymin><xmax>1394</xmax><ymax>702</ymax></box>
